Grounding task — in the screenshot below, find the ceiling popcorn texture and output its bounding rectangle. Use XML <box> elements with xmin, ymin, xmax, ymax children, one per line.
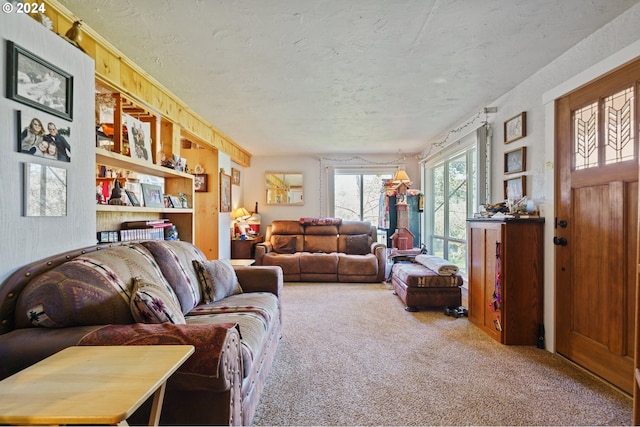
<box><xmin>59</xmin><ymin>0</ymin><xmax>638</xmax><ymax>155</ymax></box>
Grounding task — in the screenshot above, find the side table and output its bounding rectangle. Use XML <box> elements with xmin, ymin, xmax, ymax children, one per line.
<box><xmin>231</xmin><ymin>235</ymin><xmax>264</xmax><ymax>259</ymax></box>
<box><xmin>0</xmin><ymin>345</ymin><xmax>194</xmax><ymax>426</ymax></box>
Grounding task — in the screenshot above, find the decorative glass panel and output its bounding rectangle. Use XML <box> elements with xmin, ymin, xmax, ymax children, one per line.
<box><xmin>447</xmin><ymin>153</ymin><xmax>467</xmax><ymax>240</ymax></box>
<box><xmin>573</xmin><ymin>101</ymin><xmax>598</xmax><ymax>170</ymax></box>
<box><xmin>432</xmin><ymin>164</ymin><xmax>445</xmax><ymax>236</ymax></box>
<box><xmin>604</xmin><ymin>87</ymin><xmax>634</xmax><ymax>165</ymax></box>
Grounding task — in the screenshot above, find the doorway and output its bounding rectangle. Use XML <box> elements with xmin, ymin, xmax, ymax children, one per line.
<box><xmin>555</xmin><ymin>58</ymin><xmax>639</xmax><ymax>394</ymax></box>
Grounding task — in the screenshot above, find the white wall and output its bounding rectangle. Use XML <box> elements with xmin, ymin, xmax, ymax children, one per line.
<box><xmin>0</xmin><ymin>13</ymin><xmax>96</xmax><ymax>282</ymax></box>
<box><xmin>243</xmin><ymin>153</ymin><xmax>420</xmax><ymax>228</ymax></box>
<box><xmin>219</xmin><ymin>152</ymin><xmax>232</xmax><ymax>258</ymax></box>
<box><xmin>421</xmin><ymin>3</ymin><xmax>640</xmax><ymax>352</ymax></box>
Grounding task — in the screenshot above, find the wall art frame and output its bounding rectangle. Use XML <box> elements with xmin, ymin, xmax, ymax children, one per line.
<box><xmin>124</xmin><ymin>189</ymin><xmax>140</xmax><ymax>207</ymax></box>
<box><xmin>17</xmin><ymin>110</ymin><xmax>72</xmax><ymax>162</ymax></box>
<box><xmin>504</xmin><ymin>111</ymin><xmax>526</xmax><ymax>144</ymax></box>
<box><xmin>504</xmin><ymin>147</ymin><xmax>526</xmax><ymax>174</ymax></box>
<box><xmin>6</xmin><ymin>40</ymin><xmax>73</xmax><ymax>121</ymax></box>
<box><xmin>23</xmin><ymin>162</ymin><xmax>67</xmax><ymax>216</ymax></box>
<box><xmin>220</xmin><ymin>172</ymin><xmax>231</xmax><ymax>212</ymax></box>
<box><xmin>194</xmin><ymin>173</ymin><xmax>208</xmax><ymax>192</ymax></box>
<box><xmin>504</xmin><ymin>176</ymin><xmax>526</xmax><ymax>199</ymax></box>
<box><xmin>232</xmin><ymin>168</ymin><xmax>240</xmax><ymax>186</ymax></box>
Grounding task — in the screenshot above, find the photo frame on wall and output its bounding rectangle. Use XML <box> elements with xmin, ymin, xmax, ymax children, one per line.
<box><xmin>23</xmin><ymin>162</ymin><xmax>67</xmax><ymax>216</ymax></box>
<box><xmin>220</xmin><ymin>172</ymin><xmax>231</xmax><ymax>212</ymax></box>
<box><xmin>232</xmin><ymin>168</ymin><xmax>240</xmax><ymax>186</ymax></box>
<box><xmin>194</xmin><ymin>174</ymin><xmax>208</xmax><ymax>192</ymax></box>
<box><xmin>6</xmin><ymin>40</ymin><xmax>73</xmax><ymax>121</ymax></box>
<box><xmin>504</xmin><ymin>176</ymin><xmax>526</xmax><ymax>199</ymax></box>
<box><xmin>17</xmin><ymin>110</ymin><xmax>71</xmax><ymax>162</ymax></box>
<box><xmin>504</xmin><ymin>147</ymin><xmax>526</xmax><ymax>174</ymax></box>
<box><xmin>504</xmin><ymin>112</ymin><xmax>526</xmax><ymax>144</ymax></box>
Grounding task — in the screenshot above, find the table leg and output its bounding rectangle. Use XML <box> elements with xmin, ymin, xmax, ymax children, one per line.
<box><xmin>148</xmin><ymin>381</ymin><xmax>167</xmax><ymax>426</ymax></box>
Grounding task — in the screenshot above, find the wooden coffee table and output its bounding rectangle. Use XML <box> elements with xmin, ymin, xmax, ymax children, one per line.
<box><xmin>0</xmin><ymin>345</ymin><xmax>194</xmax><ymax>426</ymax></box>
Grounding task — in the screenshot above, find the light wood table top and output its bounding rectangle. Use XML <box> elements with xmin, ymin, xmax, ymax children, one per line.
<box><xmin>0</xmin><ymin>345</ymin><xmax>194</xmax><ymax>426</ymax></box>
<box><xmin>230</xmin><ymin>258</ymin><xmax>255</xmax><ymax>266</ymax></box>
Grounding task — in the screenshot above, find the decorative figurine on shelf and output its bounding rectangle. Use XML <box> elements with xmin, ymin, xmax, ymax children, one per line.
<box><xmin>165</xmin><ymin>225</ymin><xmax>179</xmax><ymax>241</ymax></box>
<box><xmin>108</xmin><ymin>179</ymin><xmax>125</xmax><ymax>205</ymax></box>
<box><xmin>179</xmin><ymin>192</ymin><xmax>188</xmax><ymax>208</ymax></box>
<box><xmin>63</xmin><ymin>20</ymin><xmax>86</xmax><ymax>53</ymax></box>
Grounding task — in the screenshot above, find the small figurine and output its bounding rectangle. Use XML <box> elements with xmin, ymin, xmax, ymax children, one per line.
<box><xmin>63</xmin><ymin>20</ymin><xmax>86</xmax><ymax>53</ymax></box>
<box><xmin>108</xmin><ymin>179</ymin><xmax>125</xmax><ymax>205</ymax></box>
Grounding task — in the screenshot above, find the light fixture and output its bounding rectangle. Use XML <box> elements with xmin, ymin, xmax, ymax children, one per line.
<box><xmin>393</xmin><ymin>170</ymin><xmax>411</xmax><ymax>205</ymax></box>
<box><xmin>392</xmin><ymin>170</ymin><xmax>411</xmax><ymax>184</ymax></box>
<box><xmin>232</xmin><ymin>207</ymin><xmax>250</xmax><ymax>220</ymax></box>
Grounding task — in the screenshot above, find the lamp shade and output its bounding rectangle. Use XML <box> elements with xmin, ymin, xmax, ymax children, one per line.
<box><xmin>393</xmin><ymin>170</ymin><xmax>411</xmax><ymax>183</ymax></box>
<box><xmin>232</xmin><ymin>207</ymin><xmax>250</xmax><ymax>219</ymax></box>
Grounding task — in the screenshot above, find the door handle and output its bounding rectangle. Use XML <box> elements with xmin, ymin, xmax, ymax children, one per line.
<box><xmin>553</xmin><ymin>237</ymin><xmax>568</xmax><ymax>246</ymax></box>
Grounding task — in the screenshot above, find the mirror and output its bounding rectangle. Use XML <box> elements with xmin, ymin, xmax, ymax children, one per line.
<box><xmin>265</xmin><ymin>172</ymin><xmax>304</xmax><ymax>205</ymax></box>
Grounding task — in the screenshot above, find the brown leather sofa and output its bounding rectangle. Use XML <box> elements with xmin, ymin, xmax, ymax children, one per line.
<box><xmin>254</xmin><ymin>219</ymin><xmax>386</xmax><ymax>282</ymax></box>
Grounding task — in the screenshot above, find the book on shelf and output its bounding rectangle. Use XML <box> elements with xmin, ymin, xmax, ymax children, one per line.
<box><xmin>119</xmin><ymin>228</ymin><xmax>166</xmax><ymax>242</ymax></box>
<box><xmin>121</xmin><ymin>219</ymin><xmax>169</xmax><ymax>229</ymax></box>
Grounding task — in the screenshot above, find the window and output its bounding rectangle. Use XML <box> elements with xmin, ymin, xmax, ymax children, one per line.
<box><xmin>334</xmin><ymin>172</ymin><xmax>393</xmax><ymax>224</ymax></box>
<box><xmin>424</xmin><ymin>127</ymin><xmax>487</xmax><ymax>278</ymax></box>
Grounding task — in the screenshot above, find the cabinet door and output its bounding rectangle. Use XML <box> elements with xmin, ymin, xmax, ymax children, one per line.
<box><xmin>468</xmin><ymin>222</ymin><xmax>503</xmax><ymax>342</ymax></box>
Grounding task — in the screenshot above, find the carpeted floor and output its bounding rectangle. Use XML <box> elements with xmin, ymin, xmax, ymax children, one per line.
<box><xmin>252</xmin><ymin>281</ymin><xmax>632</xmax><ymax>426</ymax></box>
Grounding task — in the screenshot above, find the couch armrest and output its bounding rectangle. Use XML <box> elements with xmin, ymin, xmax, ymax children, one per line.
<box><xmin>234</xmin><ymin>265</ymin><xmax>283</xmax><ymax>298</ymax></box>
<box><xmin>371</xmin><ymin>242</ymin><xmax>387</xmax><ymax>282</ymax></box>
<box><xmin>78</xmin><ymin>323</ymin><xmax>242</xmax><ymax>392</ymax></box>
<box><xmin>254</xmin><ymin>242</ymin><xmax>272</xmax><ymax>265</ymax></box>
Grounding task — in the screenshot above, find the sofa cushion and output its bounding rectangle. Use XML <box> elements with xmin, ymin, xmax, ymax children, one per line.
<box><xmin>15</xmin><ymin>245</ymin><xmax>167</xmax><ymax>328</ymax></box>
<box><xmin>188</xmin><ymin>292</ymin><xmax>279</xmax><ymax>324</ymax></box>
<box><xmin>186</xmin><ymin>311</ymin><xmax>270</xmax><ymax>378</ymax></box>
<box><xmin>270</xmin><ymin>220</ymin><xmax>304</xmax><ymax>235</ymax></box>
<box><xmin>272</xmin><ymin>235</ymin><xmax>297</xmax><ymax>254</ymax></box>
<box><xmin>344</xmin><ymin>234</ymin><xmax>371</xmax><ymax>255</ymax></box>
<box><xmin>130</xmin><ymin>277</ymin><xmax>186</xmax><ymax>324</ymax></box>
<box><xmin>141</xmin><ymin>240</ymin><xmax>204</xmax><ymax>314</ymax></box>
<box><xmin>262</xmin><ymin>253</ymin><xmax>300</xmax><ymax>275</ymax></box>
<box><xmin>338</xmin><ymin>220</ymin><xmax>373</xmax><ymax>235</ymax></box>
<box><xmin>299</xmin><ymin>252</ymin><xmax>339</xmax><ymax>274</ymax></box>
<box><xmin>193</xmin><ymin>259</ymin><xmax>243</xmax><ymax>303</ymax></box>
<box><xmin>337</xmin><ymin>253</ymin><xmax>379</xmax><ymax>275</ymax></box>
<box><xmin>304</xmin><ymin>235</ymin><xmax>338</xmax><ymax>253</ymax></box>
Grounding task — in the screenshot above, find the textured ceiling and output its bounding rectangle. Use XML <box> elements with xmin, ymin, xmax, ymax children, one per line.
<box><xmin>59</xmin><ymin>0</ymin><xmax>638</xmax><ymax>156</ymax></box>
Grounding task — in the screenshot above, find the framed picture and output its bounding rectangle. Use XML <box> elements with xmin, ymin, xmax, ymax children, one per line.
<box><xmin>6</xmin><ymin>41</ymin><xmax>73</xmax><ymax>121</ymax></box>
<box><xmin>194</xmin><ymin>173</ymin><xmax>208</xmax><ymax>192</ymax></box>
<box><xmin>232</xmin><ymin>168</ymin><xmax>240</xmax><ymax>186</ymax></box>
<box><xmin>17</xmin><ymin>110</ymin><xmax>71</xmax><ymax>162</ymax></box>
<box><xmin>220</xmin><ymin>172</ymin><xmax>231</xmax><ymax>212</ymax></box>
<box><xmin>168</xmin><ymin>195</ymin><xmax>182</xmax><ymax>208</ymax></box>
<box><xmin>123</xmin><ymin>113</ymin><xmax>152</xmax><ymax>163</ymax></box>
<box><xmin>504</xmin><ymin>147</ymin><xmax>526</xmax><ymax>174</ymax></box>
<box><xmin>504</xmin><ymin>176</ymin><xmax>526</xmax><ymax>199</ymax></box>
<box><xmin>504</xmin><ymin>112</ymin><xmax>526</xmax><ymax>144</ymax></box>
<box><xmin>124</xmin><ymin>189</ymin><xmax>140</xmax><ymax>206</ymax></box>
<box><xmin>23</xmin><ymin>162</ymin><xmax>67</xmax><ymax>216</ymax></box>
<box><xmin>140</xmin><ymin>183</ymin><xmax>164</xmax><ymax>208</ymax></box>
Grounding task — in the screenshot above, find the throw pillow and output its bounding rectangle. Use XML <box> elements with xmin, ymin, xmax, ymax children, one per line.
<box><xmin>345</xmin><ymin>234</ymin><xmax>371</xmax><ymax>255</ymax></box>
<box><xmin>272</xmin><ymin>235</ymin><xmax>297</xmax><ymax>254</ymax></box>
<box><xmin>130</xmin><ymin>277</ymin><xmax>186</xmax><ymax>324</ymax></box>
<box><xmin>192</xmin><ymin>259</ymin><xmax>215</xmax><ymax>304</ymax></box>
<box><xmin>192</xmin><ymin>259</ymin><xmax>243</xmax><ymax>303</ymax></box>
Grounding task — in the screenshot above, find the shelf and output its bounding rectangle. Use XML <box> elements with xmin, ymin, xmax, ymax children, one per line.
<box><xmin>96</xmin><ymin>148</ymin><xmax>193</xmax><ymax>179</ymax></box>
<box><xmin>96</xmin><ymin>204</ymin><xmax>193</xmax><ymax>214</ymax></box>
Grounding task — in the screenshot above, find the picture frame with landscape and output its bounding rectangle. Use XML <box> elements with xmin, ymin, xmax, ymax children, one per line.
<box><xmin>504</xmin><ymin>147</ymin><xmax>526</xmax><ymax>174</ymax></box>
<box><xmin>6</xmin><ymin>40</ymin><xmax>73</xmax><ymax>121</ymax></box>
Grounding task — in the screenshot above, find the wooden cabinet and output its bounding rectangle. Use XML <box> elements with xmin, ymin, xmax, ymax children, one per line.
<box><xmin>231</xmin><ymin>235</ymin><xmax>264</xmax><ymax>259</ymax></box>
<box><xmin>467</xmin><ymin>218</ymin><xmax>544</xmax><ymax>345</ymax></box>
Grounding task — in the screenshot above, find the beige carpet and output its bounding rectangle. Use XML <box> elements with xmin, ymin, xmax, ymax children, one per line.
<box><xmin>252</xmin><ymin>282</ymin><xmax>632</xmax><ymax>426</ymax></box>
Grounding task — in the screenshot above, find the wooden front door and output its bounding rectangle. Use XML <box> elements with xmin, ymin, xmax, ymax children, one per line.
<box><xmin>555</xmin><ymin>59</ymin><xmax>640</xmax><ymax>394</ymax></box>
